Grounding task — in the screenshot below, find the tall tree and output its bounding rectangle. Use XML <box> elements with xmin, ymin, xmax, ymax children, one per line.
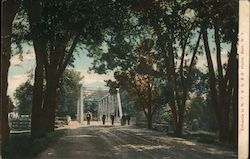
<box><xmin>1</xmin><ymin>0</ymin><xmax>20</xmax><ymax>149</ymax></box>
<box><xmin>24</xmin><ymin>0</ymin><xmax>47</xmax><ymax>138</ymax></box>
<box><xmin>105</xmin><ymin>39</ymin><xmax>162</xmax><ymax>129</ymax></box>
<box><xmin>91</xmin><ymin>1</ymin><xmax>203</xmax><ymax>133</ymax></box>
<box><xmin>58</xmin><ymin>69</ymin><xmax>83</xmax><ymax>117</ymax></box>
<box><xmin>124</xmin><ymin>0</ymin><xmax>202</xmax><ymax>134</ymax></box>
<box><xmin>15</xmin><ymin>0</ymin><xmax>129</xmax><ymax>137</ymax></box>
<box><xmin>190</xmin><ymin>0</ymin><xmax>239</xmax><ymax>143</ymax></box>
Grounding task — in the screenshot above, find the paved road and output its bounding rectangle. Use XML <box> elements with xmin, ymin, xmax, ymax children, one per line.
<box><xmin>37</xmin><ymin>121</ymin><xmax>237</xmax><ymax>159</ymax></box>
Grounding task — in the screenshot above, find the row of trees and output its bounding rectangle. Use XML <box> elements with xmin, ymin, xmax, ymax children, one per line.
<box><xmin>90</xmin><ymin>0</ymin><xmax>238</xmax><ymax>144</ymax></box>
<box><xmin>1</xmin><ymin>0</ymin><xmax>129</xmax><ymax>150</ymax></box>
<box><xmin>14</xmin><ymin>69</ymin><xmax>82</xmax><ymax>117</ymax></box>
<box><xmin>1</xmin><ymin>0</ymin><xmax>238</xmax><ymax>151</ymax></box>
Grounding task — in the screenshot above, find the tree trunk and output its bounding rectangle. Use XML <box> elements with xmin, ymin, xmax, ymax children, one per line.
<box><xmin>202</xmin><ymin>25</ymin><xmax>237</xmax><ymax>143</ymax></box>
<box><xmin>201</xmin><ymin>27</ymin><xmax>220</xmax><ymax>122</ymax></box>
<box><xmin>26</xmin><ymin>0</ymin><xmax>48</xmax><ymax>138</ymax></box>
<box><xmin>46</xmin><ymin>79</ymin><xmax>58</xmax><ymax>132</ymax></box>
<box><xmin>30</xmin><ymin>41</ymin><xmax>46</xmax><ymax>138</ymax></box>
<box><xmin>230</xmin><ymin>39</ymin><xmax>238</xmax><ymax>145</ymax></box>
<box><xmin>175</xmin><ymin>121</ymin><xmax>183</xmax><ymax>135</ymax></box>
<box><xmin>201</xmin><ymin>26</ymin><xmax>230</xmax><ymax>142</ymax></box>
<box><xmin>44</xmin><ymin>40</ymin><xmax>66</xmax><ymax>132</ymax></box>
<box><xmin>214</xmin><ymin>25</ymin><xmax>230</xmax><ymax>143</ymax></box>
<box><xmin>175</xmin><ymin>99</ymin><xmax>186</xmax><ymax>135</ymax></box>
<box><xmin>1</xmin><ymin>0</ymin><xmax>20</xmax><ymax>149</ymax></box>
<box><xmin>218</xmin><ymin>123</ymin><xmax>227</xmax><ymax>142</ymax></box>
<box><xmin>147</xmin><ymin>114</ymin><xmax>153</xmax><ymax>129</ymax></box>
<box><xmin>43</xmin><ymin>66</ymin><xmax>59</xmax><ymax>132</ymax></box>
<box><xmin>231</xmin><ymin>85</ymin><xmax>238</xmax><ymax>145</ymax></box>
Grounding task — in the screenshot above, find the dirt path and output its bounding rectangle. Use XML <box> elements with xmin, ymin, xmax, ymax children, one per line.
<box><xmin>37</xmin><ymin>121</ymin><xmax>237</xmax><ymax>159</ymax></box>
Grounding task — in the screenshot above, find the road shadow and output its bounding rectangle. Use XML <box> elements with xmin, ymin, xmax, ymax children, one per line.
<box><xmin>2</xmin><ymin>129</ymin><xmax>66</xmax><ymax>159</ymax></box>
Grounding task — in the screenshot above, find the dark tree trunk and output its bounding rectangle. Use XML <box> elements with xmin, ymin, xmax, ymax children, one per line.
<box><xmin>44</xmin><ymin>40</ymin><xmax>66</xmax><ymax>132</ymax></box>
<box><xmin>147</xmin><ymin>114</ymin><xmax>153</xmax><ymax>129</ymax></box>
<box><xmin>26</xmin><ymin>0</ymin><xmax>48</xmax><ymax>138</ymax></box>
<box><xmin>202</xmin><ymin>26</ymin><xmax>238</xmax><ymax>143</ymax></box>
<box><xmin>43</xmin><ymin>69</ymin><xmax>59</xmax><ymax>132</ymax></box>
<box><xmin>201</xmin><ymin>27</ymin><xmax>229</xmax><ymax>142</ymax></box>
<box><xmin>175</xmin><ymin>121</ymin><xmax>183</xmax><ymax>135</ymax></box>
<box><xmin>175</xmin><ymin>99</ymin><xmax>186</xmax><ymax>135</ymax></box>
<box><xmin>1</xmin><ymin>0</ymin><xmax>20</xmax><ymax>149</ymax></box>
<box><xmin>214</xmin><ymin>25</ymin><xmax>230</xmax><ymax>143</ymax></box>
<box><xmin>230</xmin><ymin>39</ymin><xmax>238</xmax><ymax>145</ymax></box>
<box><xmin>30</xmin><ymin>41</ymin><xmax>46</xmax><ymax>138</ymax></box>
<box><xmin>201</xmin><ymin>27</ymin><xmax>220</xmax><ymax>122</ymax></box>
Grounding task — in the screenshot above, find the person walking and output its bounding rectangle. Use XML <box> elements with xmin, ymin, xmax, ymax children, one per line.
<box><xmin>102</xmin><ymin>114</ymin><xmax>106</xmax><ymax>125</ymax></box>
<box><xmin>86</xmin><ymin>112</ymin><xmax>91</xmax><ymax>125</ymax></box>
<box><xmin>121</xmin><ymin>115</ymin><xmax>126</xmax><ymax>126</ymax></box>
<box><xmin>126</xmin><ymin>114</ymin><xmax>131</xmax><ymax>125</ymax></box>
<box><xmin>110</xmin><ymin>114</ymin><xmax>115</xmax><ymax>125</ymax></box>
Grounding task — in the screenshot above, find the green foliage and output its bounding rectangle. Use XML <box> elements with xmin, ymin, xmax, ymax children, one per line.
<box><xmin>14</xmin><ymin>80</ymin><xmax>33</xmax><ymax>115</ymax></box>
<box><xmin>14</xmin><ymin>69</ymin><xmax>83</xmax><ymax>117</ymax></box>
<box><xmin>188</xmin><ymin>0</ymin><xmax>238</xmax><ymax>41</ymax></box>
<box><xmin>58</xmin><ymin>69</ymin><xmax>83</xmax><ymax>118</ymax></box>
<box><xmin>104</xmin><ymin>39</ymin><xmax>164</xmax><ymax>125</ymax></box>
<box><xmin>184</xmin><ymin>95</ymin><xmax>218</xmax><ymax>132</ymax></box>
<box><xmin>14</xmin><ymin>0</ymin><xmax>131</xmax><ymax>53</ymax></box>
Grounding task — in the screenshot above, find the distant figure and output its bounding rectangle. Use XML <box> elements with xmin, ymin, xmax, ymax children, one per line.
<box><xmin>126</xmin><ymin>115</ymin><xmax>131</xmax><ymax>125</ymax></box>
<box><xmin>86</xmin><ymin>112</ymin><xmax>91</xmax><ymax>125</ymax></box>
<box><xmin>110</xmin><ymin>114</ymin><xmax>115</xmax><ymax>125</ymax></box>
<box><xmin>102</xmin><ymin>114</ymin><xmax>106</xmax><ymax>125</ymax></box>
<box><xmin>121</xmin><ymin>115</ymin><xmax>126</xmax><ymax>126</ymax></box>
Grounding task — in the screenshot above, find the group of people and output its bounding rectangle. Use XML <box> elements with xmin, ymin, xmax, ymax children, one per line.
<box><xmin>121</xmin><ymin>114</ymin><xmax>131</xmax><ymax>126</ymax></box>
<box><xmin>101</xmin><ymin>114</ymin><xmax>115</xmax><ymax>125</ymax></box>
<box><xmin>86</xmin><ymin>112</ymin><xmax>131</xmax><ymax>126</ymax></box>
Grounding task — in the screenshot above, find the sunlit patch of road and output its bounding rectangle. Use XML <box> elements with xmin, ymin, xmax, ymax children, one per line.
<box><xmin>37</xmin><ymin>121</ymin><xmax>237</xmax><ymax>159</ymax></box>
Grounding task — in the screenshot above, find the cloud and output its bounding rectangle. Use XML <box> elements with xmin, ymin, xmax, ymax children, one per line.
<box><xmin>10</xmin><ymin>51</ymin><xmax>35</xmax><ymax>65</ymax></box>
<box><xmin>74</xmin><ymin>69</ymin><xmax>114</xmax><ymax>85</ymax></box>
<box><xmin>7</xmin><ymin>74</ymin><xmax>29</xmax><ymax>98</ymax></box>
<box><xmin>7</xmin><ymin>62</ymin><xmax>113</xmax><ymax>100</ymax></box>
<box><xmin>196</xmin><ymin>50</ymin><xmax>229</xmax><ymax>70</ymax></box>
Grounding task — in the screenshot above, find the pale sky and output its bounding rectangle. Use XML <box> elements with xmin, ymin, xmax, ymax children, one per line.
<box><xmin>8</xmin><ymin>46</ymin><xmax>114</xmax><ymax>101</ymax></box>
<box><xmin>8</xmin><ymin>34</ymin><xmax>230</xmax><ymax>102</ymax></box>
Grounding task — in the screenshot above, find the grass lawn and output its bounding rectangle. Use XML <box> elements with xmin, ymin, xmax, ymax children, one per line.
<box><xmin>2</xmin><ymin>129</ymin><xmax>66</xmax><ymax>159</ymax></box>
<box><xmin>166</xmin><ymin>130</ymin><xmax>237</xmax><ymax>151</ymax></box>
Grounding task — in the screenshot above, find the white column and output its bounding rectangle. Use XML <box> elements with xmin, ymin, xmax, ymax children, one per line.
<box><xmin>115</xmin><ymin>97</ymin><xmax>119</xmax><ymax>118</ymax></box>
<box><xmin>77</xmin><ymin>84</ymin><xmax>81</xmax><ymax>121</ymax></box>
<box><xmin>111</xmin><ymin>95</ymin><xmax>114</xmax><ymax>114</ymax></box>
<box><xmin>106</xmin><ymin>96</ymin><xmax>108</xmax><ymax>118</ymax></box>
<box><xmin>116</xmin><ymin>89</ymin><xmax>122</xmax><ymax>118</ymax></box>
<box><xmin>79</xmin><ymin>85</ymin><xmax>84</xmax><ymax>123</ymax></box>
<box><xmin>77</xmin><ymin>96</ymin><xmax>80</xmax><ymax>121</ymax></box>
<box><xmin>100</xmin><ymin>98</ymin><xmax>104</xmax><ymax>120</ymax></box>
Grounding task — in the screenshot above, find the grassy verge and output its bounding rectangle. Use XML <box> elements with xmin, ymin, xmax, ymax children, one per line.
<box><xmin>2</xmin><ymin>129</ymin><xmax>66</xmax><ymax>159</ymax></box>
<box><xmin>166</xmin><ymin>130</ymin><xmax>236</xmax><ymax>149</ymax></box>
<box><xmin>183</xmin><ymin>130</ymin><xmax>218</xmax><ymax>144</ymax></box>
<box><xmin>166</xmin><ymin>130</ymin><xmax>218</xmax><ymax>144</ymax></box>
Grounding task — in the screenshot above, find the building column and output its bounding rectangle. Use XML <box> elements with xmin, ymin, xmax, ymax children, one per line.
<box><xmin>77</xmin><ymin>84</ymin><xmax>84</xmax><ymax>123</ymax></box>
<box><xmin>116</xmin><ymin>89</ymin><xmax>123</xmax><ymax>118</ymax></box>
